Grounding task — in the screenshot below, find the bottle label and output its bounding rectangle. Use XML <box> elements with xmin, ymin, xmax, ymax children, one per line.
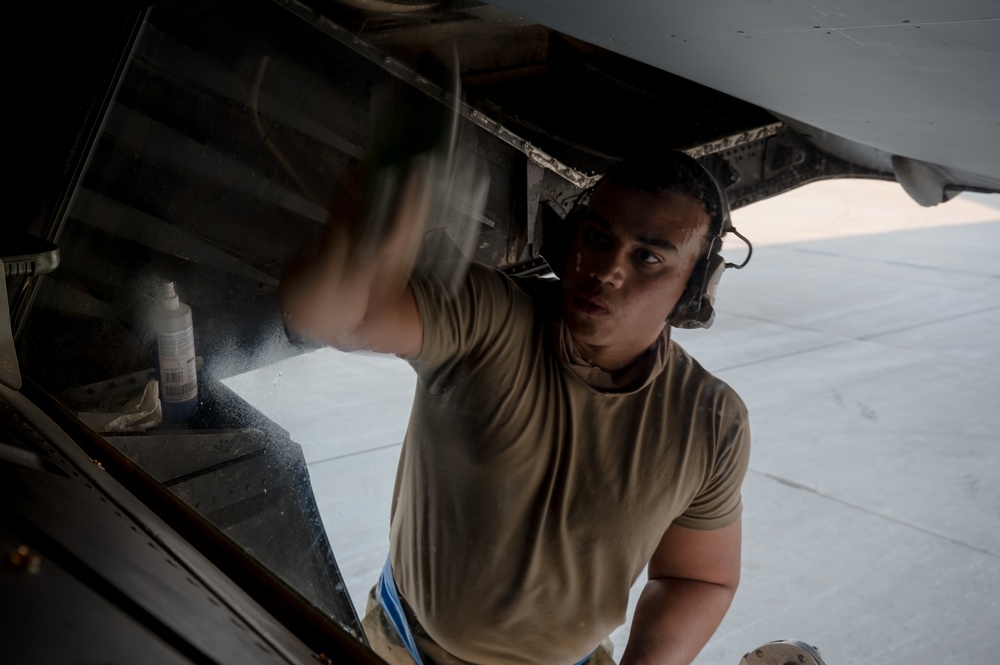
<box><xmin>158</xmin><ymin>325</ymin><xmax>197</xmax><ymax>403</ymax></box>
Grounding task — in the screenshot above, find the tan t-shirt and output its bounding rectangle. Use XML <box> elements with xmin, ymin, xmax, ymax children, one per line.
<box><xmin>389</xmin><ymin>263</ymin><xmax>750</xmax><ymax>665</ymax></box>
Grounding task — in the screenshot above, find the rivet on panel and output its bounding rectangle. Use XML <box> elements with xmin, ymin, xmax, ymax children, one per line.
<box><xmin>9</xmin><ymin>546</ymin><xmax>41</xmax><ymax>574</ymax></box>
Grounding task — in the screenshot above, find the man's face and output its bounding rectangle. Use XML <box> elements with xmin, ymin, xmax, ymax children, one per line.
<box><xmin>559</xmin><ymin>182</ymin><xmax>710</xmax><ymax>369</ymax></box>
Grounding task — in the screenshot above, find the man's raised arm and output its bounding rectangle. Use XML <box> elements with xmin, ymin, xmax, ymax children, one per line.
<box><xmin>279</xmin><ymin>166</ymin><xmax>430</xmax><ymax>359</ymax></box>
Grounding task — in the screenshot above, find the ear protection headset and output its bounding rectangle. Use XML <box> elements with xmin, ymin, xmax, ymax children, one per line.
<box><xmin>540</xmin><ymin>152</ymin><xmax>752</xmax><ymax>330</ymax></box>
<box><xmin>668</xmin><ymin>160</ymin><xmax>752</xmax><ymax>329</ymax></box>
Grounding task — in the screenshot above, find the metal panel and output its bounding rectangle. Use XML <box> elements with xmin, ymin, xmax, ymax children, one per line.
<box><xmin>486</xmin><ymin>0</ymin><xmax>1000</xmax><ymax>185</ymax></box>
<box><xmin>0</xmin><ymin>387</ymin><xmax>317</xmax><ymax>664</ymax></box>
<box><xmin>1</xmin><ymin>524</ymin><xmax>192</xmax><ymax>665</ymax></box>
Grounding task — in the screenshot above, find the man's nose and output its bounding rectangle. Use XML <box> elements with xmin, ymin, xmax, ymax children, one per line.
<box><xmin>591</xmin><ymin>249</ymin><xmax>626</xmax><ymax>288</ymax></box>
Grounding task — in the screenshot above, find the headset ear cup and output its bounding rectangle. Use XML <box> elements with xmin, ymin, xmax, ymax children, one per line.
<box><xmin>670</xmin><ymin>253</ymin><xmax>726</xmax><ymax>329</ymax></box>
<box><xmin>668</xmin><ymin>287</ymin><xmax>698</xmax><ymax>327</ymax></box>
<box><xmin>699</xmin><ymin>252</ymin><xmax>726</xmax><ymax>315</ymax></box>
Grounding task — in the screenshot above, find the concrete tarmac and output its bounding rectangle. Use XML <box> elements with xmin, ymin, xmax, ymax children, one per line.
<box><xmin>224</xmin><ymin>179</ymin><xmax>1000</xmax><ymax>664</ymax></box>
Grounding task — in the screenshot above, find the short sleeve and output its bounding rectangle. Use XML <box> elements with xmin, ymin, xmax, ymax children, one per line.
<box><xmin>672</xmin><ymin>388</ymin><xmax>751</xmax><ymax>530</ymax></box>
<box><xmin>408</xmin><ymin>263</ymin><xmax>531</xmax><ymax>393</ymax></box>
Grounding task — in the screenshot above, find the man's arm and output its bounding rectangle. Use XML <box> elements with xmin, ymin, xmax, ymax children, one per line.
<box><xmin>619</xmin><ymin>517</ymin><xmax>742</xmax><ymax>665</ymax></box>
<box><xmin>279</xmin><ymin>166</ymin><xmax>429</xmax><ymax>358</ymax></box>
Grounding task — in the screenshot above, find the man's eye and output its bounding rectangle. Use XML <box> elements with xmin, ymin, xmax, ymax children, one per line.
<box><xmin>583</xmin><ymin>227</ymin><xmax>608</xmax><ymax>245</ymax></box>
<box><xmin>634</xmin><ymin>249</ymin><xmax>661</xmax><ymax>265</ymax></box>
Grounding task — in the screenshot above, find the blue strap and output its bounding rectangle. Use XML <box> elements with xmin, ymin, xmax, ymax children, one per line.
<box><xmin>378</xmin><ymin>556</ymin><xmax>594</xmax><ymax>665</ymax></box>
<box><xmin>377</xmin><ymin>556</ymin><xmax>426</xmax><ymax>665</ymax></box>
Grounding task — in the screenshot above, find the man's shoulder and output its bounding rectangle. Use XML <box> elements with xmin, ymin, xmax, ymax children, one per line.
<box><xmin>454</xmin><ymin>261</ymin><xmax>538</xmax><ymax>293</ymax></box>
<box><xmin>408</xmin><ymin>263</ymin><xmax>553</xmax><ymax>372</ymax></box>
<box><xmin>663</xmin><ymin>339</ymin><xmax>748</xmax><ymax>415</ymax></box>
<box><xmin>411</xmin><ymin>262</ymin><xmax>522</xmax><ymax>312</ymax></box>
<box><xmin>458</xmin><ymin>262</ymin><xmax>560</xmax><ymax>313</ymax></box>
<box><xmin>508</xmin><ymin>271</ymin><xmax>561</xmax><ymax>308</ymax></box>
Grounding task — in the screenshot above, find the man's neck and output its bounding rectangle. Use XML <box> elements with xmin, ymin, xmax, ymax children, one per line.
<box><xmin>577</xmin><ymin>346</ymin><xmax>645</xmax><ymax>374</ymax></box>
<box><xmin>570</xmin><ymin>332</ymin><xmax>664</xmax><ymax>373</ymax></box>
<box><xmin>559</xmin><ymin>326</ymin><xmax>669</xmax><ymax>393</ymax></box>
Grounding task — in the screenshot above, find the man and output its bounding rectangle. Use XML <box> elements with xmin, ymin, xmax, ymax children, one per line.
<box><xmin>281</xmin><ymin>150</ymin><xmax>750</xmax><ymax>665</ymax></box>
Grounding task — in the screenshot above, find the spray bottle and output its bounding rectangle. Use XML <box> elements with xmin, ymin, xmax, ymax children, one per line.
<box><xmin>155</xmin><ymin>281</ymin><xmax>198</xmax><ymax>420</ymax></box>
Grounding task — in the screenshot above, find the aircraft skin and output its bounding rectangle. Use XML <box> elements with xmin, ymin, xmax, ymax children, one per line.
<box><xmin>485</xmin><ymin>0</ymin><xmax>1000</xmax><ymax>194</ymax></box>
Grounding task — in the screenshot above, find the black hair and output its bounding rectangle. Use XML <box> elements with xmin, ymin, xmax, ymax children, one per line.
<box><xmin>542</xmin><ymin>150</ymin><xmax>734</xmax><ymax>278</ymax></box>
<box><xmin>597</xmin><ymin>150</ymin><xmax>727</xmax><ymax>248</ymax></box>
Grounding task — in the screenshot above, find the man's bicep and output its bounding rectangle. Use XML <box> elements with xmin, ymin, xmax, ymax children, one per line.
<box><xmin>647</xmin><ymin>518</ymin><xmax>742</xmax><ymax>590</ymax></box>
<box><xmin>407</xmin><ymin>264</ymin><xmax>527</xmax><ymax>376</ymax></box>
<box><xmin>355</xmin><ymin>283</ymin><xmax>424</xmax><ymax>358</ymax></box>
<box><xmin>674</xmin><ymin>393</ymin><xmax>751</xmax><ymax>531</ymax></box>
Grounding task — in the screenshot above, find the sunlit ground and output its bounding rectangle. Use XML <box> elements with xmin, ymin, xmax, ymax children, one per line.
<box><xmin>224</xmin><ymin>179</ymin><xmax>999</xmax><ymax>664</ymax></box>
<box><xmin>730</xmin><ymin>179</ymin><xmax>997</xmax><ymax>245</ymax></box>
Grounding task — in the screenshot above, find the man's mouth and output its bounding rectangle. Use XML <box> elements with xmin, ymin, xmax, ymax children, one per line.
<box><xmin>574</xmin><ymin>293</ymin><xmax>611</xmax><ymax>316</ymax></box>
